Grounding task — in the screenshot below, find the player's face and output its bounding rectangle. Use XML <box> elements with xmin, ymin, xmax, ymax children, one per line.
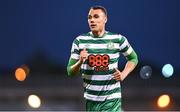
<box><xmin>88</xmin><ymin>9</ymin><xmax>107</xmax><ymax>32</ymax></box>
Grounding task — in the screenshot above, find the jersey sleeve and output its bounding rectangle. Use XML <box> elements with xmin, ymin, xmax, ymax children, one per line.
<box><xmin>119</xmin><ymin>35</ymin><xmax>138</xmax><ymax>65</ymax></box>
<box><xmin>67</xmin><ymin>38</ymin><xmax>80</xmax><ymax>76</ymax></box>
<box><xmin>70</xmin><ymin>38</ymin><xmax>80</xmax><ymax>60</ymax></box>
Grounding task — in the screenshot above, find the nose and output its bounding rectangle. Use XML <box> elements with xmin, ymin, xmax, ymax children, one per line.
<box><xmin>89</xmin><ymin>18</ymin><xmax>95</xmax><ymax>23</ymax></box>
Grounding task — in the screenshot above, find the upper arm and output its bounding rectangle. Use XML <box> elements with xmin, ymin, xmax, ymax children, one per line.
<box><xmin>126</xmin><ymin>50</ymin><xmax>138</xmax><ymax>65</ymax></box>
<box><xmin>119</xmin><ymin>36</ymin><xmax>138</xmax><ymax>65</ymax></box>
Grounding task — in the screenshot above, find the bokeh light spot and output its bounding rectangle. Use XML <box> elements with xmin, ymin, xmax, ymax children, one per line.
<box><xmin>162</xmin><ymin>64</ymin><xmax>174</xmax><ymax>78</ymax></box>
<box><xmin>140</xmin><ymin>65</ymin><xmax>152</xmax><ymax>79</ymax></box>
<box><xmin>157</xmin><ymin>94</ymin><xmax>170</xmax><ymax>108</ymax></box>
<box><xmin>15</xmin><ymin>65</ymin><xmax>30</xmax><ymax>81</ymax></box>
<box><xmin>15</xmin><ymin>68</ymin><xmax>27</xmax><ymax>81</ymax></box>
<box><xmin>28</xmin><ymin>94</ymin><xmax>41</xmax><ymax>108</ymax></box>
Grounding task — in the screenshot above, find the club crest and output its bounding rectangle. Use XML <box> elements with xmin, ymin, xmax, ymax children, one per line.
<box><xmin>107</xmin><ymin>41</ymin><xmax>114</xmax><ymax>49</ymax></box>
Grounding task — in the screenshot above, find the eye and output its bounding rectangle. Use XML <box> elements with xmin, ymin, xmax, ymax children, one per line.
<box><xmin>94</xmin><ymin>14</ymin><xmax>99</xmax><ymax>18</ymax></box>
<box><xmin>88</xmin><ymin>15</ymin><xmax>92</xmax><ymax>19</ymax></box>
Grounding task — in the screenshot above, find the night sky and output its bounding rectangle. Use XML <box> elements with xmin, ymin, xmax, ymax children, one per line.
<box><xmin>0</xmin><ymin>0</ymin><xmax>179</xmax><ymax>71</ymax></box>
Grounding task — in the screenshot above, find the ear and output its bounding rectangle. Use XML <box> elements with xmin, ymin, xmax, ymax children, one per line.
<box><xmin>104</xmin><ymin>17</ymin><xmax>107</xmax><ymax>23</ymax></box>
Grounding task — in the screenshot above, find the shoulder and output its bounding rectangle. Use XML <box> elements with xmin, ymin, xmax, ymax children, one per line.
<box><xmin>75</xmin><ymin>32</ymin><xmax>91</xmax><ymax>40</ymax></box>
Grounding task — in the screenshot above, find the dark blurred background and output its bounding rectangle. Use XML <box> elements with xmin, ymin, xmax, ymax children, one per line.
<box><xmin>0</xmin><ymin>0</ymin><xmax>179</xmax><ymax>111</ymax></box>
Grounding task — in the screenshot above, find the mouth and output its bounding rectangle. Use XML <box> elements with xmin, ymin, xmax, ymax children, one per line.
<box><xmin>90</xmin><ymin>24</ymin><xmax>97</xmax><ymax>28</ymax></box>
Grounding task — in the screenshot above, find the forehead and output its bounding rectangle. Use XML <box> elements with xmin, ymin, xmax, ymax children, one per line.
<box><xmin>88</xmin><ymin>9</ymin><xmax>105</xmax><ymax>16</ymax></box>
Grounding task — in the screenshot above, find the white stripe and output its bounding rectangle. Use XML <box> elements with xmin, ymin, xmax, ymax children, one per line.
<box><xmin>119</xmin><ymin>39</ymin><xmax>129</xmax><ymax>50</ymax></box>
<box><xmin>105</xmin><ymin>34</ymin><xmax>122</xmax><ymax>40</ymax></box>
<box><xmin>84</xmin><ymin>92</ymin><xmax>121</xmax><ymax>101</ymax></box>
<box><xmin>70</xmin><ymin>54</ymin><xmax>79</xmax><ymax>60</ymax></box>
<box><xmin>108</xmin><ymin>62</ymin><xmax>118</xmax><ymax>70</ymax></box>
<box><xmin>72</xmin><ymin>43</ymin><xmax>79</xmax><ymax>50</ymax></box>
<box><xmin>81</xmin><ymin>62</ymin><xmax>118</xmax><ymax>70</ymax></box>
<box><xmin>77</xmin><ymin>36</ymin><xmax>93</xmax><ymax>40</ymax></box>
<box><xmin>79</xmin><ymin>43</ymin><xmax>120</xmax><ymax>49</ymax></box>
<box><xmin>71</xmin><ymin>43</ymin><xmax>79</xmax><ymax>54</ymax></box>
<box><xmin>77</xmin><ymin>35</ymin><xmax>121</xmax><ymax>40</ymax></box>
<box><xmin>123</xmin><ymin>46</ymin><xmax>133</xmax><ymax>56</ymax></box>
<box><xmin>82</xmin><ymin>74</ymin><xmax>113</xmax><ymax>81</ymax></box>
<box><xmin>108</xmin><ymin>53</ymin><xmax>120</xmax><ymax>59</ymax></box>
<box><xmin>84</xmin><ymin>92</ymin><xmax>106</xmax><ymax>101</ymax></box>
<box><xmin>84</xmin><ymin>82</ymin><xmax>120</xmax><ymax>91</ymax></box>
<box><xmin>107</xmin><ymin>92</ymin><xmax>121</xmax><ymax>100</ymax></box>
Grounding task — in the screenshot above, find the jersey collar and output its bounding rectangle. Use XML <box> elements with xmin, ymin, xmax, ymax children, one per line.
<box><xmin>89</xmin><ymin>31</ymin><xmax>108</xmax><ymax>38</ymax></box>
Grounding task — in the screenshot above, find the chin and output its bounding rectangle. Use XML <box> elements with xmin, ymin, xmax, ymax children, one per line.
<box><xmin>90</xmin><ymin>29</ymin><xmax>98</xmax><ymax>32</ymax></box>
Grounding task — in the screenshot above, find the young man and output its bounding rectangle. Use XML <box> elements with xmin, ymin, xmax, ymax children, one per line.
<box><xmin>67</xmin><ymin>6</ymin><xmax>138</xmax><ymax>111</ymax></box>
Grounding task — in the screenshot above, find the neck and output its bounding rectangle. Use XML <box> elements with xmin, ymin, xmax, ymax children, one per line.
<box><xmin>92</xmin><ymin>29</ymin><xmax>105</xmax><ymax>37</ymax></box>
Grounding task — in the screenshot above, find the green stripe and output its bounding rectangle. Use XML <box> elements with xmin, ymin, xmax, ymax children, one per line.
<box><xmin>85</xmin><ymin>87</ymin><xmax>120</xmax><ymax>96</ymax></box>
<box><xmin>120</xmin><ymin>46</ymin><xmax>129</xmax><ymax>53</ymax></box>
<box><xmin>109</xmin><ymin>58</ymin><xmax>119</xmax><ymax>64</ymax></box>
<box><xmin>119</xmin><ymin>36</ymin><xmax>125</xmax><ymax>45</ymax></box>
<box><xmin>73</xmin><ymin>39</ymin><xmax>79</xmax><ymax>45</ymax></box>
<box><xmin>83</xmin><ymin>79</ymin><xmax>117</xmax><ymax>85</ymax></box>
<box><xmin>79</xmin><ymin>38</ymin><xmax>120</xmax><ymax>44</ymax></box>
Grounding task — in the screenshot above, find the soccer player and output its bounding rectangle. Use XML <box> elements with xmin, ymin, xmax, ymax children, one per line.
<box><xmin>67</xmin><ymin>6</ymin><xmax>138</xmax><ymax>111</ymax></box>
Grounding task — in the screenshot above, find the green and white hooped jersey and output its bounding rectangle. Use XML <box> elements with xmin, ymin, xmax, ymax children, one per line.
<box><xmin>70</xmin><ymin>31</ymin><xmax>134</xmax><ymax>102</ymax></box>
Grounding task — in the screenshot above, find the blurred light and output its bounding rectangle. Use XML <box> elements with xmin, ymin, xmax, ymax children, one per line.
<box><xmin>15</xmin><ymin>68</ymin><xmax>27</xmax><ymax>81</ymax></box>
<box><xmin>15</xmin><ymin>65</ymin><xmax>30</xmax><ymax>81</ymax></box>
<box><xmin>28</xmin><ymin>94</ymin><xmax>41</xmax><ymax>108</ymax></box>
<box><xmin>140</xmin><ymin>65</ymin><xmax>152</xmax><ymax>79</ymax></box>
<box><xmin>162</xmin><ymin>64</ymin><xmax>174</xmax><ymax>78</ymax></box>
<box><xmin>157</xmin><ymin>94</ymin><xmax>170</xmax><ymax>108</ymax></box>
